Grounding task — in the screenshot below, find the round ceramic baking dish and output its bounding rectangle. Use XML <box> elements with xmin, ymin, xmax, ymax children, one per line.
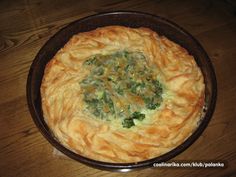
<box><xmin>27</xmin><ymin>11</ymin><xmax>217</xmax><ymax>171</ymax></box>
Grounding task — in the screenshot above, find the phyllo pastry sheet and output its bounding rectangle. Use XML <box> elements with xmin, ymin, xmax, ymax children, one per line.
<box><xmin>41</xmin><ymin>26</ymin><xmax>205</xmax><ymax>162</ymax></box>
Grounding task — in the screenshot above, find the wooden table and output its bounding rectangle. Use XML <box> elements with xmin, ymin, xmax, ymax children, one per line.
<box><xmin>1</xmin><ymin>0</ymin><xmax>236</xmax><ymax>176</ymax></box>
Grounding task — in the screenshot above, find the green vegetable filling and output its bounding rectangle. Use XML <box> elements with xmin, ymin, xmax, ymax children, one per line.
<box><xmin>80</xmin><ymin>51</ymin><xmax>163</xmax><ymax>128</ymax></box>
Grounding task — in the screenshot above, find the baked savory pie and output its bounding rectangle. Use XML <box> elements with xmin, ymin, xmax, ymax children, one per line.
<box><xmin>41</xmin><ymin>26</ymin><xmax>205</xmax><ymax>163</ymax></box>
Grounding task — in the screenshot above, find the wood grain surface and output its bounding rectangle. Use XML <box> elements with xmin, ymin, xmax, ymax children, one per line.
<box><xmin>0</xmin><ymin>0</ymin><xmax>236</xmax><ymax>176</ymax></box>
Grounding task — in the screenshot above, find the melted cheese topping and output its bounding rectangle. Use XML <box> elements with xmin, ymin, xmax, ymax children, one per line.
<box><xmin>41</xmin><ymin>26</ymin><xmax>205</xmax><ymax>163</ymax></box>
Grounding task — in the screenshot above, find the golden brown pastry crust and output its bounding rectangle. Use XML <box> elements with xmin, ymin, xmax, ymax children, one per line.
<box><xmin>41</xmin><ymin>26</ymin><xmax>205</xmax><ymax>163</ymax></box>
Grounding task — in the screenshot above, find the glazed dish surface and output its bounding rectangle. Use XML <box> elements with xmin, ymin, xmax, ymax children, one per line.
<box><xmin>41</xmin><ymin>26</ymin><xmax>205</xmax><ymax>163</ymax></box>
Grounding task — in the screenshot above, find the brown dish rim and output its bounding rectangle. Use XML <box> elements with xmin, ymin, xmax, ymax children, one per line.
<box><xmin>27</xmin><ymin>11</ymin><xmax>217</xmax><ymax>171</ymax></box>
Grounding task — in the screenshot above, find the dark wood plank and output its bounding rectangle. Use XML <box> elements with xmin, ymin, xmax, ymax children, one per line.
<box><xmin>0</xmin><ymin>0</ymin><xmax>236</xmax><ymax>176</ymax></box>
